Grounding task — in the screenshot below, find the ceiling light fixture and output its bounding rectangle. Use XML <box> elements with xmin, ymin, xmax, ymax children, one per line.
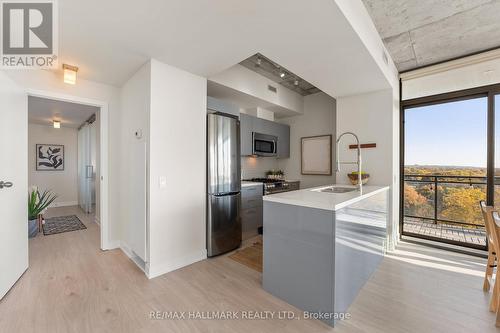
<box><xmin>280</xmin><ymin>71</ymin><xmax>285</xmax><ymax>78</ymax></box>
<box><xmin>294</xmin><ymin>79</ymin><xmax>299</xmax><ymax>86</ymax></box>
<box><xmin>53</xmin><ymin>120</ymin><xmax>61</xmax><ymax>129</ymax></box>
<box><xmin>256</xmin><ymin>57</ymin><xmax>262</xmax><ymax>66</ymax></box>
<box><xmin>63</xmin><ymin>64</ymin><xmax>78</xmax><ymax>85</ymax></box>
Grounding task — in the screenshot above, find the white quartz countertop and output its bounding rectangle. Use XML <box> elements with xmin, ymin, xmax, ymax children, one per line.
<box><xmin>263</xmin><ymin>184</ymin><xmax>389</xmax><ymax>211</ymax></box>
<box><xmin>241</xmin><ymin>181</ymin><xmax>264</xmax><ymax>187</ymax></box>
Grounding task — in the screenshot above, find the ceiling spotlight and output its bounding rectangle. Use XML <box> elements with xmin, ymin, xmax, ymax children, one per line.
<box><xmin>53</xmin><ymin>120</ymin><xmax>61</xmax><ymax>129</ymax></box>
<box><xmin>256</xmin><ymin>57</ymin><xmax>262</xmax><ymax>66</ymax></box>
<box><xmin>280</xmin><ymin>71</ymin><xmax>285</xmax><ymax>78</ymax></box>
<box><xmin>294</xmin><ymin>79</ymin><xmax>299</xmax><ymax>86</ymax></box>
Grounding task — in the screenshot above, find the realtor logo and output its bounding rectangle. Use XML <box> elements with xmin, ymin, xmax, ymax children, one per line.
<box><xmin>1</xmin><ymin>0</ymin><xmax>58</xmax><ymax>68</ymax></box>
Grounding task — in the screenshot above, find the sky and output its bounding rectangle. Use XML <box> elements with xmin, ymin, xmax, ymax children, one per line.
<box><xmin>405</xmin><ymin>96</ymin><xmax>494</xmax><ymax>168</ymax></box>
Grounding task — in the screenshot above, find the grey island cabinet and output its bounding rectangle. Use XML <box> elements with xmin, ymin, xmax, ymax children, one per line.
<box><xmin>262</xmin><ymin>185</ymin><xmax>390</xmax><ymax>327</ymax></box>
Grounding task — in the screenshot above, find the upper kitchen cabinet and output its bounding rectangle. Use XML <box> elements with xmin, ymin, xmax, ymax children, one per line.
<box><xmin>240</xmin><ymin>113</ymin><xmax>254</xmax><ymax>156</ymax></box>
<box><xmin>240</xmin><ymin>113</ymin><xmax>290</xmax><ymax>158</ymax></box>
<box><xmin>276</xmin><ymin>122</ymin><xmax>290</xmax><ymax>158</ymax></box>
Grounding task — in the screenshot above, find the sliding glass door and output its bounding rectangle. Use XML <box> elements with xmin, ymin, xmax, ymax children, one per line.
<box><xmin>78</xmin><ymin>122</ymin><xmax>96</xmax><ymax>214</ymax></box>
<box><xmin>401</xmin><ymin>84</ymin><xmax>500</xmax><ymax>250</ymax></box>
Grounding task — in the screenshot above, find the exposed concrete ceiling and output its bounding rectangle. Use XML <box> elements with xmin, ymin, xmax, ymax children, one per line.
<box><xmin>362</xmin><ymin>0</ymin><xmax>500</xmax><ymax>72</ymax></box>
<box><xmin>39</xmin><ymin>0</ymin><xmax>393</xmax><ymax>97</ymax></box>
<box><xmin>239</xmin><ymin>53</ymin><xmax>321</xmax><ymax>96</ymax></box>
<box><xmin>28</xmin><ymin>96</ymin><xmax>99</xmax><ymax>128</ymax></box>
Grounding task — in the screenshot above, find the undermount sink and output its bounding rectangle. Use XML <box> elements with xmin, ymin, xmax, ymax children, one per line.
<box><xmin>317</xmin><ymin>186</ymin><xmax>358</xmax><ymax>193</ymax></box>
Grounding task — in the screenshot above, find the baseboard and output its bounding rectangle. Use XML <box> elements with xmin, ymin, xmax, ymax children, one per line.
<box><xmin>146</xmin><ymin>249</ymin><xmax>207</xmax><ymax>279</ymax></box>
<box><xmin>104</xmin><ymin>240</ymin><xmax>121</xmax><ymax>250</ymax></box>
<box><xmin>49</xmin><ymin>201</ymin><xmax>78</xmax><ymax>208</ymax></box>
<box><xmin>120</xmin><ymin>242</ymin><xmax>147</xmax><ymax>274</ymax></box>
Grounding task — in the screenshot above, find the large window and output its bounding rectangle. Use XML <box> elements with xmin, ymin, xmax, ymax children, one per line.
<box><xmin>496</xmin><ymin>94</ymin><xmax>500</xmax><ymax>213</ymax></box>
<box><xmin>401</xmin><ymin>84</ymin><xmax>500</xmax><ymax>250</ymax></box>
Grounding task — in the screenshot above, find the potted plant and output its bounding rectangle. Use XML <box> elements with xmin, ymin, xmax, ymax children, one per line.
<box><xmin>28</xmin><ymin>187</ymin><xmax>57</xmax><ymax>238</ymax></box>
<box><xmin>265</xmin><ymin>170</ymin><xmax>277</xmax><ymax>179</ymax></box>
<box><xmin>347</xmin><ymin>171</ymin><xmax>370</xmax><ymax>185</ymax></box>
<box><xmin>266</xmin><ymin>169</ymin><xmax>285</xmax><ymax>180</ymax></box>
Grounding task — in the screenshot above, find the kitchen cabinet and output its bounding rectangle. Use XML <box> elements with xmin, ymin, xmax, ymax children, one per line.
<box><xmin>239</xmin><ymin>113</ymin><xmax>290</xmax><ymax>158</ymax></box>
<box><xmin>241</xmin><ymin>184</ymin><xmax>263</xmax><ymax>240</ymax></box>
<box><xmin>252</xmin><ymin>117</ymin><xmax>274</xmax><ymax>136</ymax></box>
<box><xmin>240</xmin><ymin>113</ymin><xmax>254</xmax><ymax>156</ymax></box>
<box><xmin>276</xmin><ymin>122</ymin><xmax>290</xmax><ymax>158</ymax></box>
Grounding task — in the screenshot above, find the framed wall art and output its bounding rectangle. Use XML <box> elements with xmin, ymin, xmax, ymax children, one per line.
<box><xmin>301</xmin><ymin>135</ymin><xmax>332</xmax><ymax>175</ymax></box>
<box><xmin>36</xmin><ymin>144</ymin><xmax>64</xmax><ymax>171</ymax></box>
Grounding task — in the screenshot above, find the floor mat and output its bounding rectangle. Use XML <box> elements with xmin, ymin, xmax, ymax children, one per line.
<box><xmin>42</xmin><ymin>215</ymin><xmax>87</xmax><ymax>236</ymax></box>
<box><xmin>228</xmin><ymin>241</ymin><xmax>263</xmax><ymax>272</ymax></box>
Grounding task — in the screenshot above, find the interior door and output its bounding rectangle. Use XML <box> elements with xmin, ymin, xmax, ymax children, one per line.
<box><xmin>78</xmin><ymin>124</ymin><xmax>94</xmax><ymax>213</ymax></box>
<box><xmin>0</xmin><ymin>72</ymin><xmax>28</xmax><ymax>299</ymax></box>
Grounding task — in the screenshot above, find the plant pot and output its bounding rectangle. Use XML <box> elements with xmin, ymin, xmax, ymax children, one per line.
<box><xmin>347</xmin><ymin>173</ymin><xmax>370</xmax><ymax>185</ymax></box>
<box><xmin>28</xmin><ymin>219</ymin><xmax>38</xmax><ymax>238</ymax></box>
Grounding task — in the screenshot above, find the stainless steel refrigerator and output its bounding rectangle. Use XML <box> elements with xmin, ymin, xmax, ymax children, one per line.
<box><xmin>207</xmin><ymin>112</ymin><xmax>241</xmax><ymax>257</ymax></box>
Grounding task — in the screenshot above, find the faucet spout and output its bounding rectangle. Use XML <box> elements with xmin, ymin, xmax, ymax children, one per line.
<box><xmin>336</xmin><ymin>132</ymin><xmax>363</xmax><ymax>192</ymax></box>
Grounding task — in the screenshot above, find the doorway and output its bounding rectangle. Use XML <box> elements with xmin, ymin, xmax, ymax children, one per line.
<box><xmin>27</xmin><ymin>90</ymin><xmax>110</xmax><ymax>250</ymax></box>
<box><xmin>401</xmin><ymin>83</ymin><xmax>500</xmax><ymax>250</ymax></box>
<box><xmin>28</xmin><ymin>96</ymin><xmax>100</xmax><ymax>236</ymax></box>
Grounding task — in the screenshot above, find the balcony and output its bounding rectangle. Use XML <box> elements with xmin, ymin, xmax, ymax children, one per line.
<box><xmin>403</xmin><ymin>174</ymin><xmax>488</xmax><ymax>250</ymax></box>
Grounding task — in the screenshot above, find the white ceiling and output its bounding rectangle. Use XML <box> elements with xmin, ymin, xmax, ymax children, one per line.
<box><xmin>51</xmin><ymin>0</ymin><xmax>391</xmax><ymax>98</ymax></box>
<box><xmin>28</xmin><ymin>96</ymin><xmax>99</xmax><ymax>128</ymax></box>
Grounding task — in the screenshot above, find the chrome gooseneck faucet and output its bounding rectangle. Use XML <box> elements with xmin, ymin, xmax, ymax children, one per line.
<box><xmin>336</xmin><ymin>132</ymin><xmax>362</xmax><ymax>192</ymax></box>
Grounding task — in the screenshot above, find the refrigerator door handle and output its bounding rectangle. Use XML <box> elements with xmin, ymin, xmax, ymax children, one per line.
<box><xmin>214</xmin><ymin>191</ymin><xmax>240</xmax><ymax>197</ymax></box>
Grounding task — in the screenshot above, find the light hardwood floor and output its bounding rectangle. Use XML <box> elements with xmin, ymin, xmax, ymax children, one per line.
<box><xmin>0</xmin><ymin>205</ymin><xmax>497</xmax><ymax>332</ymax></box>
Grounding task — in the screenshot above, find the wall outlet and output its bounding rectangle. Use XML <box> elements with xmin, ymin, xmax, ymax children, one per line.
<box><xmin>159</xmin><ymin>176</ymin><xmax>167</xmax><ymax>189</ymax></box>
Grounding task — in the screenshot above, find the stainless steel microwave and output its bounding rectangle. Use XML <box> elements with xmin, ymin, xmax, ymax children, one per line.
<box><xmin>253</xmin><ymin>132</ymin><xmax>277</xmax><ymax>156</ymax></box>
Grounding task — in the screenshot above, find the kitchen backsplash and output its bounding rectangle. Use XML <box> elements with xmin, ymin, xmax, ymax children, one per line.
<box><xmin>241</xmin><ymin>156</ymin><xmax>279</xmax><ymax>179</ymax></box>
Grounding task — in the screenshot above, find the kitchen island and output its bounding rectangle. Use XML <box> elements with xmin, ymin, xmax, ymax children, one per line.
<box><xmin>262</xmin><ymin>185</ymin><xmax>390</xmax><ymax>327</ymax></box>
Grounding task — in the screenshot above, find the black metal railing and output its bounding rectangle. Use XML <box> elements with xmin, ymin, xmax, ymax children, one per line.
<box><xmin>403</xmin><ymin>174</ymin><xmax>489</xmax><ymax>228</ymax></box>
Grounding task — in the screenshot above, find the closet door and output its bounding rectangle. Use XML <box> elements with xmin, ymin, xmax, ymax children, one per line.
<box><xmin>78</xmin><ymin>124</ymin><xmax>93</xmax><ymax>213</ymax></box>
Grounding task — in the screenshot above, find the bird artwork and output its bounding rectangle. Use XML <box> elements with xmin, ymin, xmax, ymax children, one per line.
<box><xmin>36</xmin><ymin>144</ymin><xmax>64</xmax><ymax>170</ymax></box>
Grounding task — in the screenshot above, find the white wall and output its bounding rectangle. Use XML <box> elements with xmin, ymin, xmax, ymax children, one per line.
<box><xmin>278</xmin><ymin>92</ymin><xmax>337</xmax><ymax>188</ymax></box>
<box><xmin>241</xmin><ymin>156</ymin><xmax>279</xmax><ymax>179</ymax></box>
<box><xmin>28</xmin><ymin>124</ymin><xmax>78</xmax><ymax>206</ymax></box>
<box><xmin>147</xmin><ymin>59</ymin><xmax>207</xmax><ymax>278</ymax></box>
<box><xmin>242</xmin><ymin>107</ymin><xmax>275</xmax><ymax>121</ymax></box>
<box><xmin>402</xmin><ymin>56</ymin><xmax>500</xmax><ymax>100</ymax></box>
<box><xmin>336</xmin><ymin>89</ymin><xmax>393</xmax><ymax>186</ymax></box>
<box><xmin>336</xmin><ymin>88</ymin><xmax>399</xmax><ymax>249</ymax></box>
<box><xmin>209</xmin><ymin>64</ymin><xmax>304</xmax><ymax>115</ymax></box>
<box><xmin>5</xmin><ymin>70</ymin><xmax>121</xmax><ymax>247</ymax></box>
<box><xmin>119</xmin><ymin>62</ymin><xmax>150</xmax><ymax>263</ymax></box>
<box><xmin>335</xmin><ymin>0</ymin><xmax>399</xmax><ymax>90</ymax></box>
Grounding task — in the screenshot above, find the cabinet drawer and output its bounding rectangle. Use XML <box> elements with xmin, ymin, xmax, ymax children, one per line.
<box><xmin>242</xmin><ymin>195</ymin><xmax>263</xmax><ymax>209</ymax></box>
<box><xmin>241</xmin><ymin>206</ymin><xmax>263</xmax><ymax>240</ymax></box>
<box><xmin>241</xmin><ymin>185</ymin><xmax>263</xmax><ymax>209</ymax></box>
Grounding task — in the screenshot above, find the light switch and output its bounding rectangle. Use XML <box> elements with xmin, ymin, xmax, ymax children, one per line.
<box><xmin>159</xmin><ymin>176</ymin><xmax>167</xmax><ymax>189</ymax></box>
